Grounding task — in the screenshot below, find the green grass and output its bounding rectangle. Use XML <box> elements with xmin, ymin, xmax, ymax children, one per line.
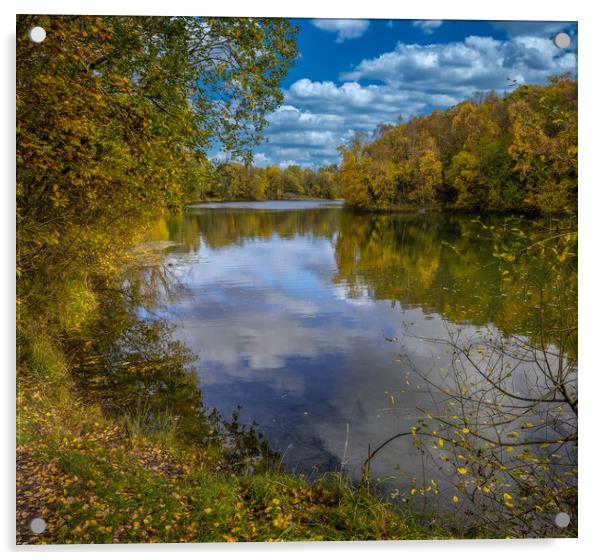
<box><xmin>17</xmin><ymin>335</ymin><xmax>453</xmax><ymax>544</ymax></box>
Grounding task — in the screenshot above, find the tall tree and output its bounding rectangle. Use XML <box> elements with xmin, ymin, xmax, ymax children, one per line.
<box><xmin>17</xmin><ymin>15</ymin><xmax>298</xmax><ymax>321</ymax></box>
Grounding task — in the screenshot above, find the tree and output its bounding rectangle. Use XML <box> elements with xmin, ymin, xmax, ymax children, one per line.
<box><xmin>250</xmin><ymin>172</ymin><xmax>267</xmax><ymax>201</ymax></box>
<box><xmin>338</xmin><ymin>133</ymin><xmax>373</xmax><ymax>208</ymax></box>
<box><xmin>17</xmin><ymin>15</ymin><xmax>298</xmax><ymax>324</ymax></box>
<box><xmin>412</xmin><ymin>149</ymin><xmax>442</xmax><ymax>204</ymax></box>
<box><xmin>282</xmin><ymin>165</ymin><xmax>305</xmax><ymax>196</ymax></box>
<box><xmin>507</xmin><ymin>78</ymin><xmax>577</xmax><ymax>214</ymax></box>
<box><xmin>447</xmin><ymin>151</ymin><xmax>484</xmax><ymax>210</ymax></box>
<box><xmin>264</xmin><ymin>165</ymin><xmax>284</xmax><ymax>199</ymax></box>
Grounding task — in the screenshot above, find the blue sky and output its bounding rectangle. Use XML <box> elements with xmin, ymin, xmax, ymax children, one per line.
<box><xmin>222</xmin><ymin>19</ymin><xmax>578</xmax><ymax>168</ymax></box>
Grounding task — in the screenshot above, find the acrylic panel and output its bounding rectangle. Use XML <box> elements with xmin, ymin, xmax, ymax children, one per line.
<box><xmin>16</xmin><ymin>15</ymin><xmax>577</xmax><ymax>544</ymax></box>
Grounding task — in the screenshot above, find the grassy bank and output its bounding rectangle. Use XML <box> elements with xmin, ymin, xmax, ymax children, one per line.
<box><xmin>17</xmin><ymin>330</ymin><xmax>455</xmax><ymax>544</ymax></box>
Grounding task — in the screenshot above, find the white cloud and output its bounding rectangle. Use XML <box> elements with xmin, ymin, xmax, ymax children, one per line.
<box><xmin>311</xmin><ymin>19</ymin><xmax>370</xmax><ymax>43</ymax></box>
<box><xmin>491</xmin><ymin>21</ymin><xmax>575</xmax><ymax>38</ymax></box>
<box><xmin>252</xmin><ymin>152</ymin><xmax>272</xmax><ymax>166</ymax></box>
<box><xmin>254</xmin><ymin>31</ymin><xmax>577</xmax><ymax>168</ymax></box>
<box><xmin>341</xmin><ymin>35</ymin><xmax>576</xmax><ymax>94</ymax></box>
<box><xmin>255</xmin><ymin>88</ymin><xmax>431</xmax><ymax>167</ymax></box>
<box><xmin>275</xmin><ymin>159</ymin><xmax>300</xmax><ymax>169</ymax></box>
<box><xmin>412</xmin><ymin>20</ymin><xmax>443</xmax><ymax>35</ymax></box>
<box><xmin>285</xmin><ymin>79</ymin><xmax>436</xmax><ymax>117</ymax></box>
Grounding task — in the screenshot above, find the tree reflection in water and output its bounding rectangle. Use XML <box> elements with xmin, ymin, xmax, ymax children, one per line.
<box><xmin>67</xmin><ymin>259</ymin><xmax>278</xmax><ymax>474</ymax></box>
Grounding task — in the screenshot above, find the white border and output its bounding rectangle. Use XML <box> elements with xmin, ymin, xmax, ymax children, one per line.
<box><xmin>5</xmin><ymin>0</ymin><xmax>588</xmax><ymax>19</ymax></box>
<box><xmin>3</xmin><ymin>1</ymin><xmax>601</xmax><ymax>559</ymax></box>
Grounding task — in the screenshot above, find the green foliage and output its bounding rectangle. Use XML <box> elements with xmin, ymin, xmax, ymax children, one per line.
<box><xmin>447</xmin><ymin>151</ymin><xmax>483</xmax><ymax>210</ymax></box>
<box><xmin>17</xmin><ymin>14</ymin><xmax>298</xmax><ymax>327</ymax></box>
<box><xmin>414</xmin><ymin>149</ymin><xmax>442</xmax><ymax>204</ymax></box>
<box><xmin>53</xmin><ymin>278</ymin><xmax>99</xmax><ymax>332</ymax></box>
<box><xmin>206</xmin><ymin>161</ymin><xmax>340</xmax><ymax>201</ymax></box>
<box><xmin>19</xmin><ymin>331</ymin><xmax>68</xmax><ymax>384</ymax></box>
<box><xmin>338</xmin><ymin>132</ymin><xmax>376</xmax><ymax>208</ymax></box>
<box><xmin>337</xmin><ymin>76</ymin><xmax>577</xmax><ymax>213</ymax></box>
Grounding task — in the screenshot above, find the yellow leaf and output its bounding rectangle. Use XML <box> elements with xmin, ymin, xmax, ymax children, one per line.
<box><xmin>457</xmin><ymin>467</ymin><xmax>468</xmax><ymax>475</ymax></box>
<box><xmin>452</xmin><ymin>495</ymin><xmax>459</xmax><ymax>503</ymax></box>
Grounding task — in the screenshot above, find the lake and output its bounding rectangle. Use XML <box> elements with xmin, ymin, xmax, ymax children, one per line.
<box><xmin>146</xmin><ymin>200</ymin><xmax>576</xmax><ymax>497</ymax></box>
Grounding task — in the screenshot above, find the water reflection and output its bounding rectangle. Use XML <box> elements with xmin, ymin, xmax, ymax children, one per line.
<box><xmin>68</xmin><ymin>263</ymin><xmax>278</xmax><ymax>473</ymax></box>
<box><xmin>146</xmin><ymin>201</ymin><xmax>576</xmax><ymax>489</ymax></box>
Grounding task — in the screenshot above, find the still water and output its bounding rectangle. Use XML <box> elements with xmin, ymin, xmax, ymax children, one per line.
<box><xmin>147</xmin><ymin>200</ymin><xmax>575</xmax><ymax>490</ymax></box>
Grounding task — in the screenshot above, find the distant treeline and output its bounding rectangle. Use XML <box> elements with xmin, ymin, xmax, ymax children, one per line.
<box><xmin>215</xmin><ymin>75</ymin><xmax>577</xmax><ymax>213</ymax></box>
<box><xmin>337</xmin><ymin>75</ymin><xmax>577</xmax><ymax>213</ymax></box>
<box><xmin>203</xmin><ymin>162</ymin><xmax>340</xmax><ymax>201</ymax></box>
